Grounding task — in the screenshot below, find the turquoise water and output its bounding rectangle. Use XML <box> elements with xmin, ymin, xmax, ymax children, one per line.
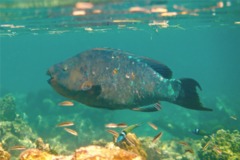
<box><xmin>1</xmin><ymin>0</ymin><xmax>240</xmax><ymax>159</ymax></box>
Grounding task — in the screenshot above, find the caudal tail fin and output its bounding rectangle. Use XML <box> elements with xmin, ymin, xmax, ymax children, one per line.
<box><xmin>174</xmin><ymin>78</ymin><xmax>212</xmax><ymax>111</ymax></box>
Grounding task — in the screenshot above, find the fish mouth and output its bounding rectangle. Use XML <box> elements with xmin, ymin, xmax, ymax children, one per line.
<box><xmin>46</xmin><ymin>70</ymin><xmax>54</xmax><ymax>84</ymax></box>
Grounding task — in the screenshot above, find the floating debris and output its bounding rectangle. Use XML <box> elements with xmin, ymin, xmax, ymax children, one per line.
<box><xmin>129</xmin><ymin>6</ymin><xmax>150</xmax><ymax>13</ymax></box>
<box><xmin>72</xmin><ymin>10</ymin><xmax>86</xmax><ymax>16</ymax></box>
<box><xmin>113</xmin><ymin>19</ymin><xmax>141</xmax><ymax>23</ymax></box>
<box><xmin>160</xmin><ymin>12</ymin><xmax>177</xmax><ymax>17</ymax></box>
<box><xmin>92</xmin><ymin>9</ymin><xmax>102</xmax><ymax>14</ymax></box>
<box><xmin>84</xmin><ymin>27</ymin><xmax>93</xmax><ymax>32</ymax></box>
<box><xmin>75</xmin><ymin>2</ymin><xmax>93</xmax><ymax>9</ymax></box>
<box><xmin>147</xmin><ymin>122</ymin><xmax>158</xmax><ymax>130</ymax></box>
<box><xmin>64</xmin><ymin>128</ymin><xmax>78</xmax><ymax>136</ymax></box>
<box><xmin>10</xmin><ymin>145</ymin><xmax>26</xmax><ymax>151</ymax></box>
<box><xmin>152</xmin><ymin>132</ymin><xmax>163</xmax><ymax>143</ymax></box>
<box><xmin>149</xmin><ymin>20</ymin><xmax>169</xmax><ymax>28</ymax></box>
<box><xmin>150</xmin><ymin>6</ymin><xmax>167</xmax><ymax>13</ymax></box>
<box><xmin>58</xmin><ymin>101</ymin><xmax>74</xmax><ymax>107</ymax></box>
<box><xmin>56</xmin><ymin>121</ymin><xmax>74</xmax><ymax>127</ymax></box>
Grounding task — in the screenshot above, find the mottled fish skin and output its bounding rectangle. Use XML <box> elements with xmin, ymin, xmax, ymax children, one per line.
<box><xmin>47</xmin><ymin>48</ymin><xmax>212</xmax><ymax>111</ymax></box>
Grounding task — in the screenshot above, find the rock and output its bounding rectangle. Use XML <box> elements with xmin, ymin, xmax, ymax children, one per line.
<box><xmin>19</xmin><ymin>145</ymin><xmax>143</xmax><ymax>160</ymax></box>
<box><xmin>0</xmin><ymin>95</ymin><xmax>16</xmax><ymax>121</ymax></box>
<box><xmin>73</xmin><ymin>145</ymin><xmax>142</xmax><ymax>160</ymax></box>
<box><xmin>19</xmin><ymin>149</ymin><xmax>53</xmax><ymax>160</ymax></box>
<box><xmin>0</xmin><ymin>143</ymin><xmax>11</xmax><ymax>160</ymax></box>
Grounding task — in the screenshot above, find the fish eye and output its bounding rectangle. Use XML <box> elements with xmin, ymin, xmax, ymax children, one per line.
<box><xmin>62</xmin><ymin>64</ymin><xmax>68</xmax><ymax>71</ymax></box>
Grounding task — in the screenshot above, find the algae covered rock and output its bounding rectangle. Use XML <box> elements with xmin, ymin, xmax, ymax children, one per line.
<box><xmin>0</xmin><ymin>95</ymin><xmax>16</xmax><ymax>121</ymax></box>
<box><xmin>74</xmin><ymin>145</ymin><xmax>143</xmax><ymax>160</ymax></box>
<box><xmin>19</xmin><ymin>145</ymin><xmax>143</xmax><ymax>160</ymax></box>
<box><xmin>0</xmin><ymin>94</ymin><xmax>38</xmax><ymax>159</ymax></box>
<box><xmin>0</xmin><ymin>143</ymin><xmax>11</xmax><ymax>160</ymax></box>
<box><xmin>198</xmin><ymin>129</ymin><xmax>240</xmax><ymax>160</ymax></box>
<box><xmin>19</xmin><ymin>149</ymin><xmax>54</xmax><ymax>160</ymax></box>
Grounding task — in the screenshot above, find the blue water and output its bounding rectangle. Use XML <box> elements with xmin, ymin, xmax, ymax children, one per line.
<box><xmin>0</xmin><ymin>0</ymin><xmax>240</xmax><ymax>159</ymax></box>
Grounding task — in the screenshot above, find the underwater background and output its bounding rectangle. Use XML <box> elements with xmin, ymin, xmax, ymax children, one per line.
<box><xmin>0</xmin><ymin>0</ymin><xmax>240</xmax><ymax>159</ymax></box>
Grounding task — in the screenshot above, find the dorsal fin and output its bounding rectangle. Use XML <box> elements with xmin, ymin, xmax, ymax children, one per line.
<box><xmin>140</xmin><ymin>57</ymin><xmax>172</xmax><ymax>79</ymax></box>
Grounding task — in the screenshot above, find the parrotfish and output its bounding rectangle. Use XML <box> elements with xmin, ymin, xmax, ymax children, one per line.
<box><xmin>47</xmin><ymin>48</ymin><xmax>212</xmax><ymax>112</ymax></box>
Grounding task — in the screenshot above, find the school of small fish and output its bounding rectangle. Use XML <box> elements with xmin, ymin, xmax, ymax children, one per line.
<box><xmin>9</xmin><ymin>99</ymin><xmax>234</xmax><ymax>156</ymax></box>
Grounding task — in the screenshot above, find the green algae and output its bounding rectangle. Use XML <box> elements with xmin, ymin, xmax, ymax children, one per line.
<box><xmin>0</xmin><ymin>95</ymin><xmax>16</xmax><ymax>121</ymax></box>
<box><xmin>198</xmin><ymin>129</ymin><xmax>240</xmax><ymax>160</ymax></box>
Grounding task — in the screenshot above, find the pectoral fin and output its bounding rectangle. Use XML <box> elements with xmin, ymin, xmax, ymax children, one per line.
<box><xmin>83</xmin><ymin>85</ymin><xmax>101</xmax><ymax>97</ymax></box>
<box><xmin>131</xmin><ymin>102</ymin><xmax>161</xmax><ymax>112</ymax></box>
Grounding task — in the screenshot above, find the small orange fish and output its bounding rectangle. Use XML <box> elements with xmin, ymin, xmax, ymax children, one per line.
<box><xmin>178</xmin><ymin>141</ymin><xmax>189</xmax><ymax>146</ymax></box>
<box><xmin>106</xmin><ymin>130</ymin><xmax>119</xmax><ymax>137</ymax></box>
<box><xmin>112</xmin><ymin>68</ymin><xmax>118</xmax><ymax>75</ymax></box>
<box><xmin>185</xmin><ymin>149</ymin><xmax>194</xmax><ymax>154</ymax></box>
<box><xmin>56</xmin><ymin>121</ymin><xmax>74</xmax><ymax>127</ymax></box>
<box><xmin>117</xmin><ymin>123</ymin><xmax>128</xmax><ymax>128</ymax></box>
<box><xmin>230</xmin><ymin>116</ymin><xmax>237</xmax><ymax>120</ymax></box>
<box><xmin>202</xmin><ymin>141</ymin><xmax>211</xmax><ymax>151</ymax></box>
<box><xmin>64</xmin><ymin>128</ymin><xmax>78</xmax><ymax>136</ymax></box>
<box><xmin>58</xmin><ymin>101</ymin><xmax>74</xmax><ymax>106</ymax></box>
<box><xmin>152</xmin><ymin>131</ymin><xmax>163</xmax><ymax>143</ymax></box>
<box><xmin>131</xmin><ymin>72</ymin><xmax>135</xmax><ymax>79</ymax></box>
<box><xmin>105</xmin><ymin>123</ymin><xmax>118</xmax><ymax>128</ymax></box>
<box><xmin>213</xmin><ymin>146</ymin><xmax>222</xmax><ymax>155</ymax></box>
<box><xmin>10</xmin><ymin>145</ymin><xmax>26</xmax><ymax>151</ymax></box>
<box><xmin>148</xmin><ymin>122</ymin><xmax>158</xmax><ymax>130</ymax></box>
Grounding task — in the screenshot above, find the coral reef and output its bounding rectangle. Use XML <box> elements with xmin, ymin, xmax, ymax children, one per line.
<box><xmin>140</xmin><ymin>137</ymin><xmax>200</xmax><ymax>160</ymax></box>
<box><xmin>198</xmin><ymin>129</ymin><xmax>240</xmax><ymax>160</ymax></box>
<box><xmin>19</xmin><ymin>145</ymin><xmax>143</xmax><ymax>160</ymax></box>
<box><xmin>73</xmin><ymin>145</ymin><xmax>142</xmax><ymax>160</ymax></box>
<box><xmin>19</xmin><ymin>149</ymin><xmax>55</xmax><ymax>160</ymax></box>
<box><xmin>0</xmin><ymin>143</ymin><xmax>11</xmax><ymax>160</ymax></box>
<box><xmin>35</xmin><ymin>138</ymin><xmax>58</xmax><ymax>155</ymax></box>
<box><xmin>0</xmin><ymin>95</ymin><xmax>38</xmax><ymax>159</ymax></box>
<box><xmin>1</xmin><ymin>92</ymin><xmax>239</xmax><ymax>160</ymax></box>
<box><xmin>117</xmin><ymin>133</ymin><xmax>147</xmax><ymax>159</ymax></box>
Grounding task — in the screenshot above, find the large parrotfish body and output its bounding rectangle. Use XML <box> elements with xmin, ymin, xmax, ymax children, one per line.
<box><xmin>47</xmin><ymin>48</ymin><xmax>212</xmax><ymax>112</ymax></box>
